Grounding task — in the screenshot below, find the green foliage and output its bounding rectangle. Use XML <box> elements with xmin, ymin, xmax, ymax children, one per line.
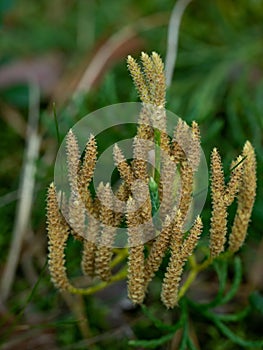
<box><xmin>250</xmin><ymin>291</ymin><xmax>263</xmax><ymax>315</ymax></box>
<box><xmin>130</xmin><ymin>257</ymin><xmax>263</xmax><ymax>348</ymax></box>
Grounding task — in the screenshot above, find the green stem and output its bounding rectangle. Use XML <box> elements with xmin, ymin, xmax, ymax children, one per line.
<box><xmin>68</xmin><ymin>267</ymin><xmax>127</xmax><ymax>295</ymax></box>
<box><xmin>178</xmin><ymin>269</ymin><xmax>197</xmax><ymax>300</ymax></box>
<box><xmin>178</xmin><ymin>256</ymin><xmax>213</xmax><ymax>300</ymax></box>
<box><xmin>110</xmin><ymin>248</ymin><xmax>128</xmax><ymax>268</ymax></box>
<box><xmin>154</xmin><ymin>129</ymin><xmax>161</xmax><ymax>186</ymax></box>
<box><xmin>178</xmin><ymin>251</ymin><xmax>234</xmax><ymax>300</ymax></box>
<box><xmin>52</xmin><ymin>102</ymin><xmax>61</xmax><ymax>145</ymax></box>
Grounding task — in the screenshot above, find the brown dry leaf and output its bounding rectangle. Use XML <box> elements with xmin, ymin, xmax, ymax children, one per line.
<box><xmin>52</xmin><ymin>29</ymin><xmax>143</xmax><ymax>108</ymax></box>
<box><xmin>52</xmin><ymin>12</ymin><xmax>169</xmax><ymax>108</ymax></box>
<box><xmin>0</xmin><ymin>53</ymin><xmax>64</xmax><ymax>97</ymax></box>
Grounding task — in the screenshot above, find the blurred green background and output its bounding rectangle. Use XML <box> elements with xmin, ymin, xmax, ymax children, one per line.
<box><xmin>0</xmin><ymin>0</ymin><xmax>262</xmax><ymax>349</ymax></box>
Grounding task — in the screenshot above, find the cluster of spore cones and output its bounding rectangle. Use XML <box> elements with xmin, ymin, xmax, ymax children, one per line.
<box><xmin>47</xmin><ymin>52</ymin><xmax>256</xmax><ymax>309</ymax></box>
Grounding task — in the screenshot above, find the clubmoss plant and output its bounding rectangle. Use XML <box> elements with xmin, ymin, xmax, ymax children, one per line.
<box><xmin>46</xmin><ymin>52</ymin><xmax>257</xmax><ymax>310</ymax></box>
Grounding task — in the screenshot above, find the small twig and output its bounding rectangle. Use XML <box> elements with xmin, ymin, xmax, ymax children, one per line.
<box><xmin>165</xmin><ymin>0</ymin><xmax>193</xmax><ymax>87</ymax></box>
<box><xmin>0</xmin><ymin>81</ymin><xmax>41</xmax><ymax>301</ymax></box>
<box><xmin>62</xmin><ymin>293</ymin><xmax>93</xmax><ymax>340</ymax></box>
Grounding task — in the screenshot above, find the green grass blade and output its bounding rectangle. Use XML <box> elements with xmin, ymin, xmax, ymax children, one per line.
<box><xmin>220</xmin><ymin>256</ymin><xmax>242</xmax><ymax>305</ymax></box>
<box><xmin>141</xmin><ymin>304</ymin><xmax>181</xmax><ymax>332</ymax></box>
<box><xmin>129</xmin><ymin>332</ymin><xmax>175</xmax><ymax>348</ymax></box>
<box><xmin>213</xmin><ymin>317</ymin><xmax>263</xmax><ymax>348</ymax></box>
